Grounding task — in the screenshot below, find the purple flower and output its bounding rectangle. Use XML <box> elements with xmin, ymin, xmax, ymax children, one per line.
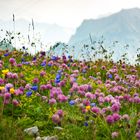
<box><xmin>137</xmin><ymin>120</ymin><xmax>140</xmax><ymax>128</ymax></box>
<box><xmin>49</xmin><ymin>98</ymin><xmax>56</xmax><ymax>105</ymax></box>
<box><xmin>121</xmin><ymin>114</ymin><xmax>130</xmax><ymax>121</ymax></box>
<box><xmin>12</xmin><ymin>99</ymin><xmax>19</xmax><ymax>106</ymax></box>
<box><xmin>111</xmin><ymin>103</ymin><xmax>120</xmax><ymax>112</ymax></box>
<box><xmin>106</xmin><ymin>115</ymin><xmax>114</xmax><ymax>124</ymax></box>
<box><xmin>52</xmin><ymin>114</ymin><xmax>60</xmax><ymax>124</ymax></box>
<box><xmin>9</xmin><ymin>58</ymin><xmax>16</xmax><ymax>65</ymax></box>
<box><xmin>136</xmin><ymin>131</ymin><xmax>140</xmax><ymax>139</ymax></box>
<box><xmin>56</xmin><ymin>110</ymin><xmax>64</xmax><ymax>118</ymax></box>
<box><xmin>91</xmin><ymin>107</ymin><xmax>100</xmax><ymax>114</ymax></box>
<box><xmin>57</xmin><ymin>94</ymin><xmax>68</xmax><ymax>102</ymax></box>
<box><xmin>112</xmin><ymin>113</ymin><xmax>120</xmax><ymax>122</ymax></box>
<box><xmin>40</xmin><ymin>71</ymin><xmax>46</xmax><ymax>77</ymax></box>
<box><xmin>4</xmin><ymin>92</ymin><xmax>11</xmax><ymax>99</ymax></box>
<box><xmin>32</xmin><ymin>78</ymin><xmax>39</xmax><ymax>84</ymax></box>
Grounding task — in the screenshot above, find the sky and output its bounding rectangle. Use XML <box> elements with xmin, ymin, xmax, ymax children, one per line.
<box><xmin>1</xmin><ymin>0</ymin><xmax>140</xmax><ymax>29</ymax></box>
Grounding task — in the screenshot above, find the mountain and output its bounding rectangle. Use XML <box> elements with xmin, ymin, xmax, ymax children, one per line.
<box><xmin>68</xmin><ymin>8</ymin><xmax>140</xmax><ymax>63</ymax></box>
<box><xmin>69</xmin><ymin>8</ymin><xmax>140</xmax><ymax>45</ymax></box>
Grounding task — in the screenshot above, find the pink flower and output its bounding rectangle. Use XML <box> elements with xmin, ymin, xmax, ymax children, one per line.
<box><xmin>4</xmin><ymin>92</ymin><xmax>11</xmax><ymax>99</ymax></box>
<box><xmin>25</xmin><ymin>84</ymin><xmax>31</xmax><ymax>90</ymax></box>
<box><xmin>40</xmin><ymin>85</ymin><xmax>47</xmax><ymax>91</ymax></box>
<box><xmin>52</xmin><ymin>114</ymin><xmax>60</xmax><ymax>124</ymax></box>
<box><xmin>112</xmin><ymin>113</ymin><xmax>121</xmax><ymax>122</ymax></box>
<box><xmin>137</xmin><ymin>120</ymin><xmax>140</xmax><ymax>128</ymax></box>
<box><xmin>85</xmin><ymin>92</ymin><xmax>94</xmax><ymax>99</ymax></box>
<box><xmin>106</xmin><ymin>115</ymin><xmax>114</xmax><ymax>124</ymax></box>
<box><xmin>9</xmin><ymin>58</ymin><xmax>16</xmax><ymax>65</ymax></box>
<box><xmin>111</xmin><ymin>103</ymin><xmax>120</xmax><ymax>112</ymax></box>
<box><xmin>12</xmin><ymin>99</ymin><xmax>19</xmax><ymax>106</ymax></box>
<box><xmin>91</xmin><ymin>107</ymin><xmax>100</xmax><ymax>114</ymax></box>
<box><xmin>49</xmin><ymin>98</ymin><xmax>56</xmax><ymax>105</ymax></box>
<box><xmin>32</xmin><ymin>78</ymin><xmax>39</xmax><ymax>84</ymax></box>
<box><xmin>121</xmin><ymin>114</ymin><xmax>130</xmax><ymax>121</ymax></box>
<box><xmin>112</xmin><ymin>132</ymin><xmax>119</xmax><ymax>138</ymax></box>
<box><xmin>40</xmin><ymin>71</ymin><xmax>46</xmax><ymax>77</ymax></box>
<box><xmin>57</xmin><ymin>94</ymin><xmax>68</xmax><ymax>102</ymax></box>
<box><xmin>56</xmin><ymin>110</ymin><xmax>64</xmax><ymax>118</ymax></box>
<box><xmin>82</xmin><ymin>99</ymin><xmax>90</xmax><ymax>106</ymax></box>
<box><xmin>136</xmin><ymin>131</ymin><xmax>140</xmax><ymax>139</ymax></box>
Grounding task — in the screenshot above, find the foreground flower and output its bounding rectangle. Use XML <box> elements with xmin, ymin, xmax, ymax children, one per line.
<box><xmin>2</xmin><ymin>69</ymin><xmax>9</xmax><ymax>75</ymax></box>
<box><xmin>12</xmin><ymin>99</ymin><xmax>19</xmax><ymax>106</ymax></box>
<box><xmin>106</xmin><ymin>115</ymin><xmax>114</xmax><ymax>124</ymax></box>
<box><xmin>10</xmin><ymin>88</ymin><xmax>15</xmax><ymax>94</ymax></box>
<box><xmin>112</xmin><ymin>132</ymin><xmax>119</xmax><ymax>139</ymax></box>
<box><xmin>136</xmin><ymin>131</ymin><xmax>140</xmax><ymax>139</ymax></box>
<box><xmin>26</xmin><ymin>91</ymin><xmax>32</xmax><ymax>97</ymax></box>
<box><xmin>52</xmin><ymin>114</ymin><xmax>60</xmax><ymax>124</ymax></box>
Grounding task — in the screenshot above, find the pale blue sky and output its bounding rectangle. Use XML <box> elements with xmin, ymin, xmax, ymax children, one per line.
<box><xmin>0</xmin><ymin>0</ymin><xmax>140</xmax><ymax>28</ymax></box>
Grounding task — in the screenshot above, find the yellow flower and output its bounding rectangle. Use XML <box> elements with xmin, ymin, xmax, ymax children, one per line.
<box><xmin>2</xmin><ymin>69</ymin><xmax>9</xmax><ymax>75</ymax></box>
<box><xmin>0</xmin><ymin>86</ymin><xmax>4</xmax><ymax>90</ymax></box>
<box><xmin>10</xmin><ymin>88</ymin><xmax>15</xmax><ymax>94</ymax></box>
<box><xmin>86</xmin><ymin>106</ymin><xmax>91</xmax><ymax>111</ymax></box>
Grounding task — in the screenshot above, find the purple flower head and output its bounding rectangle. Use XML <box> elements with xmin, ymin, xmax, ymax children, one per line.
<box><xmin>57</xmin><ymin>94</ymin><xmax>68</xmax><ymax>102</ymax></box>
<box><xmin>40</xmin><ymin>71</ymin><xmax>46</xmax><ymax>77</ymax></box>
<box><xmin>136</xmin><ymin>131</ymin><xmax>140</xmax><ymax>139</ymax></box>
<box><xmin>85</xmin><ymin>92</ymin><xmax>93</xmax><ymax>99</ymax></box>
<box><xmin>49</xmin><ymin>98</ymin><xmax>56</xmax><ymax>105</ymax></box>
<box><xmin>0</xmin><ymin>78</ymin><xmax>4</xmax><ymax>85</ymax></box>
<box><xmin>112</xmin><ymin>113</ymin><xmax>121</xmax><ymax>122</ymax></box>
<box><xmin>91</xmin><ymin>107</ymin><xmax>100</xmax><ymax>114</ymax></box>
<box><xmin>111</xmin><ymin>103</ymin><xmax>120</xmax><ymax>112</ymax></box>
<box><xmin>5</xmin><ymin>83</ymin><xmax>13</xmax><ymax>92</ymax></box>
<box><xmin>56</xmin><ymin>110</ymin><xmax>64</xmax><ymax>118</ymax></box>
<box><xmin>106</xmin><ymin>115</ymin><xmax>114</xmax><ymax>124</ymax></box>
<box><xmin>4</xmin><ymin>92</ymin><xmax>11</xmax><ymax>99</ymax></box>
<box><xmin>12</xmin><ymin>99</ymin><xmax>19</xmax><ymax>106</ymax></box>
<box><xmin>9</xmin><ymin>58</ymin><xmax>16</xmax><ymax>65</ymax></box>
<box><xmin>121</xmin><ymin>114</ymin><xmax>130</xmax><ymax>121</ymax></box>
<box><xmin>25</xmin><ymin>84</ymin><xmax>31</xmax><ymax>90</ymax></box>
<box><xmin>52</xmin><ymin>114</ymin><xmax>60</xmax><ymax>124</ymax></box>
<box><xmin>137</xmin><ymin>120</ymin><xmax>140</xmax><ymax>128</ymax></box>
<box><xmin>83</xmin><ymin>99</ymin><xmax>90</xmax><ymax>106</ymax></box>
<box><xmin>32</xmin><ymin>78</ymin><xmax>39</xmax><ymax>84</ymax></box>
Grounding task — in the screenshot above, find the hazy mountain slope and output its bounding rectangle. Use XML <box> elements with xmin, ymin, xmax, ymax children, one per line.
<box><xmin>69</xmin><ymin>8</ymin><xmax>140</xmax><ymax>45</ymax></box>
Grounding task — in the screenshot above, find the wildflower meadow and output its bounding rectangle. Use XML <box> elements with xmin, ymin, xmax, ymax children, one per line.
<box><xmin>0</xmin><ymin>47</ymin><xmax>140</xmax><ymax>140</ymax></box>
